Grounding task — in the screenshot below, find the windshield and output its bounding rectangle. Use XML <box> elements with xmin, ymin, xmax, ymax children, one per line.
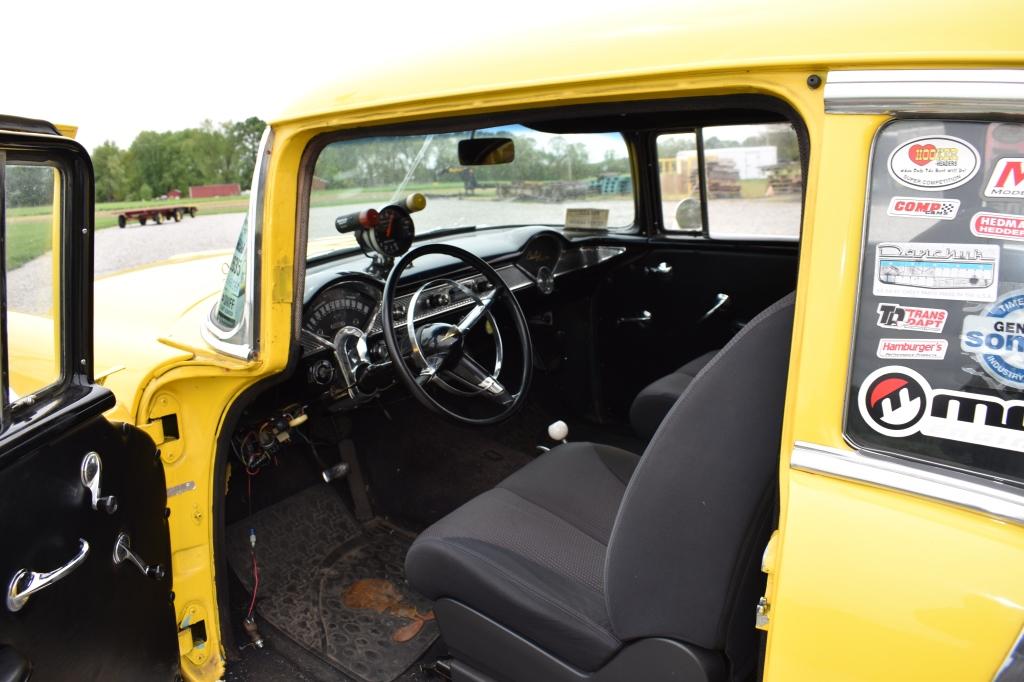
<box><xmin>306</xmin><ymin>124</ymin><xmax>633</xmax><ymax>259</ymax></box>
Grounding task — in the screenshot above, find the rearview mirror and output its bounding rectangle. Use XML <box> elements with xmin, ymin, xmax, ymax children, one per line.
<box><xmin>458</xmin><ymin>138</ymin><xmax>515</xmax><ymax>165</ymax></box>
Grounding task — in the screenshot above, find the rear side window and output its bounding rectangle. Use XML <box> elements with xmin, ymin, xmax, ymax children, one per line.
<box><xmin>658</xmin><ymin>122</ymin><xmax>802</xmax><ymax>240</ymax></box>
<box><xmin>845</xmin><ymin>119</ymin><xmax>1024</xmax><ymax>484</ymax></box>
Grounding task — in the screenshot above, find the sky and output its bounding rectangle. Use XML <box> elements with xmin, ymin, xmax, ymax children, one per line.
<box><xmin>1</xmin><ymin>1</ymin><xmax>627</xmax><ymax>153</ymax></box>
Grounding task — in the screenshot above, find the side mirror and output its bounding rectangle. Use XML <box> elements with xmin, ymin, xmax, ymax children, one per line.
<box><xmin>458</xmin><ymin>138</ymin><xmax>515</xmax><ymax>165</ymax></box>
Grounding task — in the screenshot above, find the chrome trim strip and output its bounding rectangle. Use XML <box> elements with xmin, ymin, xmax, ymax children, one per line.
<box><xmin>994</xmin><ymin>625</ymin><xmax>1024</xmax><ymax>682</ymax></box>
<box><xmin>791</xmin><ymin>441</ymin><xmax>1024</xmax><ymax>526</ymax></box>
<box><xmin>825</xmin><ymin>69</ymin><xmax>1024</xmax><ymax>115</ymax></box>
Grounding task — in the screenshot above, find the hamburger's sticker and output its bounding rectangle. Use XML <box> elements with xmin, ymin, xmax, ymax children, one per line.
<box><xmin>887</xmin><ymin>136</ymin><xmax>980</xmax><ymax>191</ymax></box>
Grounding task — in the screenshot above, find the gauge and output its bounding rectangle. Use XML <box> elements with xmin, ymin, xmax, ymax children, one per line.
<box><xmin>364</xmin><ymin>205</ymin><xmax>415</xmax><ymax>258</ymax></box>
<box><xmin>518</xmin><ymin>234</ymin><xmax>563</xmax><ymax>278</ymax></box>
<box><xmin>303</xmin><ymin>284</ymin><xmax>379</xmax><ymax>341</ymax></box>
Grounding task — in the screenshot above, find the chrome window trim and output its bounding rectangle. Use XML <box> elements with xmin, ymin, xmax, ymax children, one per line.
<box><xmin>201</xmin><ymin>127</ymin><xmax>273</xmax><ymax>360</ymax></box>
<box><xmin>791</xmin><ymin>441</ymin><xmax>1024</xmax><ymax>527</ymax></box>
<box><xmin>825</xmin><ymin>69</ymin><xmax>1024</xmax><ymax>115</ymax></box>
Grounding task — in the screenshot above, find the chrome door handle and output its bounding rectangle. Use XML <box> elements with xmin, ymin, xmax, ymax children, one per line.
<box><xmin>700</xmin><ymin>293</ymin><xmax>731</xmax><ymax>322</ymax></box>
<box><xmin>645</xmin><ymin>261</ymin><xmax>673</xmax><ymax>277</ymax></box>
<box><xmin>616</xmin><ymin>310</ymin><xmax>652</xmax><ymax>327</ymax></box>
<box><xmin>113</xmin><ymin>533</ymin><xmax>165</xmax><ymax>580</ymax></box>
<box><xmin>81</xmin><ymin>451</ymin><xmax>118</xmax><ymax>515</ymax></box>
<box><xmin>7</xmin><ymin>539</ymin><xmax>90</xmax><ymax>612</ymax></box>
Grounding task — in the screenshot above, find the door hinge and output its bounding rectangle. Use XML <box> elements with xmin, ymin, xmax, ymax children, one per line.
<box><xmin>755</xmin><ymin>530</ymin><xmax>780</xmax><ymax>631</ymax></box>
<box><xmin>755</xmin><ymin>596</ymin><xmax>771</xmax><ymax>630</ymax></box>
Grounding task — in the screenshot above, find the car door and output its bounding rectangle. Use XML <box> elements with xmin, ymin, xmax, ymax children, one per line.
<box><xmin>0</xmin><ymin>121</ymin><xmax>178</xmax><ymax>680</ymax></box>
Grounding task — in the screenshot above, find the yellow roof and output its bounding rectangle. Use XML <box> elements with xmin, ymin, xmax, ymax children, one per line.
<box><xmin>273</xmin><ymin>0</ymin><xmax>1024</xmax><ymax>126</ymax></box>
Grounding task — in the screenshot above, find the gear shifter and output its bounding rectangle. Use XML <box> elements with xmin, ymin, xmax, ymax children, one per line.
<box><xmin>537</xmin><ymin>420</ymin><xmax>569</xmax><ymax>453</ymax></box>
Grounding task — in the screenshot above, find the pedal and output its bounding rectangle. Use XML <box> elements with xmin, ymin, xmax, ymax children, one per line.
<box><xmin>322</xmin><ymin>462</ymin><xmax>350</xmax><ymax>483</ymax></box>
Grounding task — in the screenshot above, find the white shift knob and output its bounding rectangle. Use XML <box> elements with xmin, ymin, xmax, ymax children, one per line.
<box><xmin>548</xmin><ymin>420</ymin><xmax>569</xmax><ymax>443</ymax></box>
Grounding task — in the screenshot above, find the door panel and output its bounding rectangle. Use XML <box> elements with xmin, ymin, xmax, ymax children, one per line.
<box><xmin>0</xmin><ymin>386</ymin><xmax>178</xmax><ymax>680</ymax></box>
<box><xmin>594</xmin><ymin>243</ymin><xmax>798</xmax><ymax>419</ymax></box>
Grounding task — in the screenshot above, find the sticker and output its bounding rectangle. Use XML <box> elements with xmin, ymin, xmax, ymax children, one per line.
<box><xmin>970</xmin><ymin>211</ymin><xmax>1024</xmax><ymax>241</ymax></box>
<box><xmin>564</xmin><ymin>208</ymin><xmax>609</xmax><ymax>230</ymax></box>
<box><xmin>873</xmin><ymin>242</ymin><xmax>999</xmax><ymax>302</ymax></box>
<box><xmin>876</xmin><ymin>338</ymin><xmax>948</xmax><ymax>360</ymax></box>
<box><xmin>984</xmin><ymin>158</ymin><xmax>1024</xmax><ymax>198</ymax></box>
<box><xmin>876</xmin><ymin>302</ymin><xmax>947</xmax><ymax>333</ymax></box>
<box><xmin>960</xmin><ymin>289</ymin><xmax>1024</xmax><ymax>390</ymax></box>
<box><xmin>887</xmin><ymin>136</ymin><xmax>980</xmax><ymax>191</ymax></box>
<box><xmin>886</xmin><ymin>196</ymin><xmax>960</xmax><ymax>220</ymax></box>
<box><xmin>858</xmin><ymin>365</ymin><xmax>1024</xmax><ymax>451</ymax></box>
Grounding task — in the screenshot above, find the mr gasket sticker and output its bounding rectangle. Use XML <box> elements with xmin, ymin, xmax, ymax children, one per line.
<box><xmin>873</xmin><ymin>242</ymin><xmax>999</xmax><ymax>302</ymax></box>
<box><xmin>984</xmin><ymin>158</ymin><xmax>1024</xmax><ymax>198</ymax></box>
<box><xmin>887</xmin><ymin>136</ymin><xmax>980</xmax><ymax>191</ymax></box>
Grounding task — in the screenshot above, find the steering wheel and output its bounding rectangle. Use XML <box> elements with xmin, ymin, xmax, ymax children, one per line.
<box><xmin>381</xmin><ymin>243</ymin><xmax>533</xmax><ymax>425</ymax></box>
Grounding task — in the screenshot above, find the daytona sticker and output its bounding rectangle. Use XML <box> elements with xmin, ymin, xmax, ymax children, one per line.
<box><xmin>960</xmin><ymin>289</ymin><xmax>1024</xmax><ymax>390</ymax></box>
<box><xmin>873</xmin><ymin>242</ymin><xmax>999</xmax><ymax>302</ymax></box>
<box><xmin>876</xmin><ymin>303</ymin><xmax>947</xmax><ymax>333</ymax></box>
<box><xmin>876</xmin><ymin>338</ymin><xmax>948</xmax><ymax>360</ymax></box>
<box><xmin>970</xmin><ymin>211</ymin><xmax>1024</xmax><ymax>241</ymax></box>
<box><xmin>984</xmin><ymin>158</ymin><xmax>1024</xmax><ymax>198</ymax></box>
<box><xmin>858</xmin><ymin>366</ymin><xmax>1024</xmax><ymax>451</ymax></box>
<box><xmin>886</xmin><ymin>196</ymin><xmax>960</xmax><ymax>220</ymax></box>
<box><xmin>887</xmin><ymin>136</ymin><xmax>980</xmax><ymax>191</ymax></box>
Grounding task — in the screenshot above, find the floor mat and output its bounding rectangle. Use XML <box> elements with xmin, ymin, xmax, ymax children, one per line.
<box><xmin>226</xmin><ymin>485</ymin><xmax>438</xmax><ymax>682</ymax></box>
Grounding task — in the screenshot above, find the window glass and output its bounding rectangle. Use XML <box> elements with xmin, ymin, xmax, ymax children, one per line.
<box><xmin>703</xmin><ymin>123</ymin><xmax>802</xmax><ymax>240</ymax></box>
<box><xmin>307</xmin><ymin>126</ymin><xmax>634</xmax><ymax>259</ymax></box>
<box><xmin>4</xmin><ymin>162</ymin><xmax>61</xmax><ymax>399</ymax></box>
<box><xmin>657</xmin><ymin>132</ymin><xmax>703</xmax><ymax>231</ymax></box>
<box><xmin>845</xmin><ymin>119</ymin><xmax>1024</xmax><ymax>484</ymax></box>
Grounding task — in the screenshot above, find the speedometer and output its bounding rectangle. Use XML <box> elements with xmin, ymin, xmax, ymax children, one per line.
<box><xmin>304</xmin><ymin>285</ymin><xmax>379</xmax><ymax>340</ymax></box>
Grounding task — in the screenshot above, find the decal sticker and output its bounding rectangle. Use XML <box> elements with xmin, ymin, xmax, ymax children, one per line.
<box><xmin>970</xmin><ymin>211</ymin><xmax>1024</xmax><ymax>241</ymax></box>
<box><xmin>858</xmin><ymin>366</ymin><xmax>1024</xmax><ymax>451</ymax></box>
<box><xmin>887</xmin><ymin>136</ymin><xmax>980</xmax><ymax>191</ymax></box>
<box><xmin>876</xmin><ymin>338</ymin><xmax>948</xmax><ymax>360</ymax></box>
<box><xmin>886</xmin><ymin>196</ymin><xmax>960</xmax><ymax>220</ymax></box>
<box><xmin>873</xmin><ymin>242</ymin><xmax>999</xmax><ymax>302</ymax></box>
<box><xmin>876</xmin><ymin>302</ymin><xmax>948</xmax><ymax>333</ymax></box>
<box><xmin>960</xmin><ymin>289</ymin><xmax>1024</xmax><ymax>390</ymax></box>
<box><xmin>984</xmin><ymin>158</ymin><xmax>1024</xmax><ymax>198</ymax></box>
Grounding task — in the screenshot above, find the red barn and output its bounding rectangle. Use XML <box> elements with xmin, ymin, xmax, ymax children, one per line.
<box><xmin>189</xmin><ymin>183</ymin><xmax>241</xmax><ymax>199</ymax></box>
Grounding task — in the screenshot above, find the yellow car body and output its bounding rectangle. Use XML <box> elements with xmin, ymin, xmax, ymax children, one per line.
<box><xmin>7</xmin><ymin>3</ymin><xmax>1024</xmax><ymax>680</ymax></box>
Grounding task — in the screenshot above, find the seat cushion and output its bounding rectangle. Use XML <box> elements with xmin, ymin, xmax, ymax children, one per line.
<box><xmin>629</xmin><ymin>350</ymin><xmax>718</xmax><ymax>442</ymax></box>
<box><xmin>406</xmin><ymin>442</ymin><xmax>640</xmax><ymax>671</ymax></box>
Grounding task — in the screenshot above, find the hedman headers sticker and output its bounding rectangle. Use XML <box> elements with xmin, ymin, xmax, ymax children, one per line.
<box><xmin>887</xmin><ymin>196</ymin><xmax>960</xmax><ymax>220</ymax></box>
<box><xmin>873</xmin><ymin>242</ymin><xmax>999</xmax><ymax>302</ymax></box>
<box><xmin>960</xmin><ymin>289</ymin><xmax>1024</xmax><ymax>390</ymax></box>
<box><xmin>858</xmin><ymin>366</ymin><xmax>1024</xmax><ymax>451</ymax></box>
<box><xmin>984</xmin><ymin>158</ymin><xmax>1024</xmax><ymax>198</ymax></box>
<box><xmin>970</xmin><ymin>211</ymin><xmax>1024</xmax><ymax>242</ymax></box>
<box><xmin>887</xmin><ymin>136</ymin><xmax>980</xmax><ymax>191</ymax></box>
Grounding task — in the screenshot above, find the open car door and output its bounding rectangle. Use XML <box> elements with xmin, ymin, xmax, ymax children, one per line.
<box><xmin>0</xmin><ymin>119</ymin><xmax>178</xmax><ymax>680</ymax></box>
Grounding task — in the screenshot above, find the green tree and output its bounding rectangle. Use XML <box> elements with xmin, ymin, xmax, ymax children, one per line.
<box><xmin>92</xmin><ymin>141</ymin><xmax>130</xmax><ymax>202</ymax></box>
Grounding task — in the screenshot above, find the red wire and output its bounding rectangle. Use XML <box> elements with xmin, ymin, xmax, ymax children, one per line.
<box><xmin>247</xmin><ymin>549</ymin><xmax>259</xmax><ymax>619</ymax></box>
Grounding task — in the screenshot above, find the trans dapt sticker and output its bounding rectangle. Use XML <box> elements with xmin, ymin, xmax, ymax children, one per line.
<box><xmin>873</xmin><ymin>242</ymin><xmax>999</xmax><ymax>302</ymax></box>
<box><xmin>960</xmin><ymin>289</ymin><xmax>1024</xmax><ymax>390</ymax></box>
<box><xmin>876</xmin><ymin>302</ymin><xmax>947</xmax><ymax>333</ymax></box>
<box><xmin>876</xmin><ymin>338</ymin><xmax>948</xmax><ymax>360</ymax></box>
<box><xmin>858</xmin><ymin>366</ymin><xmax>1024</xmax><ymax>451</ymax></box>
<box><xmin>887</xmin><ymin>136</ymin><xmax>980</xmax><ymax>191</ymax></box>
<box><xmin>970</xmin><ymin>211</ymin><xmax>1024</xmax><ymax>241</ymax></box>
<box><xmin>984</xmin><ymin>158</ymin><xmax>1024</xmax><ymax>198</ymax></box>
<box><xmin>886</xmin><ymin>196</ymin><xmax>959</xmax><ymax>220</ymax></box>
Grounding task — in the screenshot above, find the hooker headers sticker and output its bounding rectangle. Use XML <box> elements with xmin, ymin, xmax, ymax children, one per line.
<box><xmin>887</xmin><ymin>136</ymin><xmax>980</xmax><ymax>191</ymax></box>
<box><xmin>960</xmin><ymin>289</ymin><xmax>1024</xmax><ymax>390</ymax></box>
<box><xmin>873</xmin><ymin>242</ymin><xmax>999</xmax><ymax>302</ymax></box>
<box><xmin>858</xmin><ymin>366</ymin><xmax>1024</xmax><ymax>451</ymax></box>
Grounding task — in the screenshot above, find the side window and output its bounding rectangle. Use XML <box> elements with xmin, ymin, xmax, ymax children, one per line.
<box><xmin>703</xmin><ymin>123</ymin><xmax>802</xmax><ymax>240</ymax></box>
<box><xmin>3</xmin><ymin>160</ymin><xmax>62</xmax><ymax>403</ymax></box>
<box><xmin>845</xmin><ymin>119</ymin><xmax>1024</xmax><ymax>484</ymax></box>
<box><xmin>657</xmin><ymin>132</ymin><xmax>703</xmax><ymax>231</ymax></box>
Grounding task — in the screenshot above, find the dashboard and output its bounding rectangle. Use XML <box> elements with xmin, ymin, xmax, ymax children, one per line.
<box><xmin>299</xmin><ymin>229</ymin><xmax>625</xmax><ymax>406</ymax></box>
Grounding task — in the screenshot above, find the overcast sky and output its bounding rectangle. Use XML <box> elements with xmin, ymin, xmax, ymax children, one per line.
<box><xmin>1</xmin><ymin>1</ymin><xmax>620</xmax><ymax>153</ymax></box>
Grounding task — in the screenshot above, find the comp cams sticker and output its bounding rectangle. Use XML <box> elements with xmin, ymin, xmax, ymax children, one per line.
<box><xmin>858</xmin><ymin>366</ymin><xmax>1024</xmax><ymax>451</ymax></box>
<box><xmin>887</xmin><ymin>197</ymin><xmax>960</xmax><ymax>220</ymax></box>
<box><xmin>887</xmin><ymin>136</ymin><xmax>980</xmax><ymax>191</ymax></box>
<box><xmin>873</xmin><ymin>242</ymin><xmax>999</xmax><ymax>302</ymax></box>
<box><xmin>876</xmin><ymin>338</ymin><xmax>948</xmax><ymax>360</ymax></box>
<box><xmin>960</xmin><ymin>289</ymin><xmax>1024</xmax><ymax>390</ymax></box>
<box><xmin>970</xmin><ymin>212</ymin><xmax>1024</xmax><ymax>241</ymax></box>
<box><xmin>876</xmin><ymin>303</ymin><xmax>947</xmax><ymax>333</ymax></box>
<box><xmin>984</xmin><ymin>158</ymin><xmax>1024</xmax><ymax>198</ymax></box>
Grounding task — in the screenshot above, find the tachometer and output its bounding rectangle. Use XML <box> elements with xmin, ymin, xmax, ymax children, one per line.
<box><xmin>365</xmin><ymin>205</ymin><xmax>415</xmax><ymax>258</ymax></box>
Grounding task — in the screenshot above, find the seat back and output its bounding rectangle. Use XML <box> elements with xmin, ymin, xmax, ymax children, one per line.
<box><xmin>605</xmin><ymin>293</ymin><xmax>795</xmax><ymax>666</ymax></box>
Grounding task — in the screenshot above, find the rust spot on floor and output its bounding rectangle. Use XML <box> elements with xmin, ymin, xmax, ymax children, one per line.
<box><xmin>342</xmin><ymin>578</ymin><xmax>435</xmax><ymax>642</ymax></box>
